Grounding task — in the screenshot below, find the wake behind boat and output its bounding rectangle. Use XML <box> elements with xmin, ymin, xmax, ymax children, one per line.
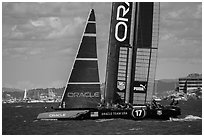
<box><xmin>37</xmin><ymin>2</ymin><xmax>181</xmax><ymax>121</ymax></box>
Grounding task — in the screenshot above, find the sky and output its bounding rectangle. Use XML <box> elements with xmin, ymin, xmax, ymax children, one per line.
<box><xmin>2</xmin><ymin>2</ymin><xmax>202</xmax><ymax>89</ymax></box>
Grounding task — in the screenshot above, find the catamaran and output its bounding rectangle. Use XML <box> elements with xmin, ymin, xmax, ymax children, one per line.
<box><xmin>37</xmin><ymin>2</ymin><xmax>181</xmax><ymax>120</ymax></box>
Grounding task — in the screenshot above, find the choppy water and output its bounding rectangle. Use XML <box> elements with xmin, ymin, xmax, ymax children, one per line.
<box><xmin>2</xmin><ymin>99</ymin><xmax>202</xmax><ymax>135</ymax></box>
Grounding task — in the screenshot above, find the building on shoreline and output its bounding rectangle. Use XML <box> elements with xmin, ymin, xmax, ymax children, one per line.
<box><xmin>179</xmin><ymin>73</ymin><xmax>202</xmax><ymax>92</ymax></box>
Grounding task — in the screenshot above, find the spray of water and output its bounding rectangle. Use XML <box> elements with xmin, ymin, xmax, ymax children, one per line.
<box><xmin>169</xmin><ymin>115</ymin><xmax>202</xmax><ymax>122</ymax></box>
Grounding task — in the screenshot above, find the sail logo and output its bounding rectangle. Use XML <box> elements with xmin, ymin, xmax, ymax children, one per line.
<box><xmin>134</xmin><ymin>84</ymin><xmax>146</xmax><ymax>91</ymax></box>
<box><xmin>117</xmin><ymin>81</ymin><xmax>125</xmax><ymax>90</ymax></box>
<box><xmin>133</xmin><ymin>81</ymin><xmax>147</xmax><ymax>93</ymax></box>
<box><xmin>115</xmin><ymin>2</ymin><xmax>131</xmax><ymax>42</ymax></box>
<box><xmin>67</xmin><ymin>92</ymin><xmax>100</xmax><ymax>98</ymax></box>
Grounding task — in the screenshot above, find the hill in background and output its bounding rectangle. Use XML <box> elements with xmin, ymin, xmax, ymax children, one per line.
<box><xmin>2</xmin><ymin>79</ymin><xmax>178</xmax><ymax>100</ymax></box>
<box><xmin>155</xmin><ymin>79</ymin><xmax>178</xmax><ymax>97</ymax></box>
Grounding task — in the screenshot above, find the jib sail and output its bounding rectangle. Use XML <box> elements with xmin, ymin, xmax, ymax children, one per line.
<box><xmin>60</xmin><ymin>9</ymin><xmax>101</xmax><ymax>109</ymax></box>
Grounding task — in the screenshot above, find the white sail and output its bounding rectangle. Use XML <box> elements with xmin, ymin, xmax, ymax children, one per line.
<box><xmin>23</xmin><ymin>89</ymin><xmax>27</xmax><ymax>99</ymax></box>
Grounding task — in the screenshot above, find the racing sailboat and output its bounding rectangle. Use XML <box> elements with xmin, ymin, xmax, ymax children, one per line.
<box><xmin>37</xmin><ymin>3</ymin><xmax>181</xmax><ymax>120</ymax></box>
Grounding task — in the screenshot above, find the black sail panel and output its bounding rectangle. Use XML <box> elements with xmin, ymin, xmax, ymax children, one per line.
<box><xmin>60</xmin><ymin>9</ymin><xmax>100</xmax><ymax>109</ymax></box>
<box><xmin>89</xmin><ymin>10</ymin><xmax>95</xmax><ymax>21</ymax></box>
<box><xmin>137</xmin><ymin>3</ymin><xmax>154</xmax><ymax>48</ymax></box>
<box><xmin>85</xmin><ymin>23</ymin><xmax>96</xmax><ymax>34</ymax></box>
<box><xmin>77</xmin><ymin>37</ymin><xmax>97</xmax><ymax>58</ymax></box>
<box><xmin>69</xmin><ymin>60</ymin><xmax>99</xmax><ymax>82</ymax></box>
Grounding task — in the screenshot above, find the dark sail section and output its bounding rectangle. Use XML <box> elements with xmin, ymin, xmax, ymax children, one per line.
<box><xmin>131</xmin><ymin>3</ymin><xmax>160</xmax><ymax>104</ymax></box>
<box><xmin>69</xmin><ymin>60</ymin><xmax>99</xmax><ymax>82</ymax></box>
<box><xmin>60</xmin><ymin>9</ymin><xmax>100</xmax><ymax>109</ymax></box>
<box><xmin>89</xmin><ymin>10</ymin><xmax>95</xmax><ymax>21</ymax></box>
<box><xmin>77</xmin><ymin>37</ymin><xmax>97</xmax><ymax>58</ymax></box>
<box><xmin>85</xmin><ymin>23</ymin><xmax>96</xmax><ymax>34</ymax></box>
<box><xmin>104</xmin><ymin>2</ymin><xmax>133</xmax><ymax>104</ymax></box>
<box><xmin>137</xmin><ymin>3</ymin><xmax>154</xmax><ymax>48</ymax></box>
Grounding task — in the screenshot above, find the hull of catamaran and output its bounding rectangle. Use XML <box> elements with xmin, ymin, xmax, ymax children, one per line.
<box><xmin>37</xmin><ymin>106</ymin><xmax>181</xmax><ymax>120</ymax></box>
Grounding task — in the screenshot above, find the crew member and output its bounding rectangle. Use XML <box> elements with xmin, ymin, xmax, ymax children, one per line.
<box><xmin>170</xmin><ymin>98</ymin><xmax>179</xmax><ymax>106</ymax></box>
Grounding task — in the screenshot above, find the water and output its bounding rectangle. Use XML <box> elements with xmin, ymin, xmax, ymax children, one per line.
<box><xmin>2</xmin><ymin>99</ymin><xmax>202</xmax><ymax>135</ymax></box>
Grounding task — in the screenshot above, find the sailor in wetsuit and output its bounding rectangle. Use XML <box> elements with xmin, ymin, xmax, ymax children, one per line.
<box><xmin>170</xmin><ymin>98</ymin><xmax>179</xmax><ymax>106</ymax></box>
<box><xmin>151</xmin><ymin>99</ymin><xmax>163</xmax><ymax>109</ymax></box>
